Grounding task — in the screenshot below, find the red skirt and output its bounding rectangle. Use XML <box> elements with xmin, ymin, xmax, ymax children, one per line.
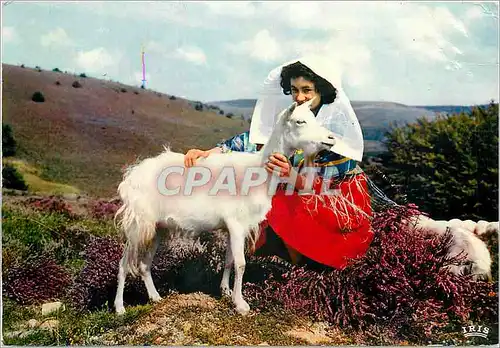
<box><xmin>255</xmin><ymin>173</ymin><xmax>374</xmax><ymax>269</ymax></box>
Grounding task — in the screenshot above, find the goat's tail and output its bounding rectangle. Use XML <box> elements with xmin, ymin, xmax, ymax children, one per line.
<box><xmin>114</xmin><ymin>181</ymin><xmax>157</xmax><ymax>278</ymax></box>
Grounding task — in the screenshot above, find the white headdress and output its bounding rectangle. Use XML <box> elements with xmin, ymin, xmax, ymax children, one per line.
<box><xmin>249</xmin><ymin>55</ymin><xmax>365</xmax><ymax>161</ymax></box>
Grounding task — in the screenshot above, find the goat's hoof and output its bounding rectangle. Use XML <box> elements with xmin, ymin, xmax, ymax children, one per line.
<box><xmin>221</xmin><ymin>286</ymin><xmax>232</xmax><ymax>297</ymax></box>
<box><xmin>235</xmin><ymin>300</ymin><xmax>250</xmax><ymax>316</ymax></box>
<box><xmin>151</xmin><ymin>294</ymin><xmax>162</xmax><ymax>303</ymax></box>
<box><xmin>115</xmin><ymin>306</ymin><xmax>126</xmax><ymax>315</ymax></box>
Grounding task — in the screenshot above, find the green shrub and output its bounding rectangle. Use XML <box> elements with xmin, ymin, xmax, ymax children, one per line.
<box><xmin>2</xmin><ymin>123</ymin><xmax>17</xmax><ymax>156</ymax></box>
<box><xmin>376</xmin><ymin>103</ymin><xmax>499</xmax><ymax>221</ymax></box>
<box><xmin>2</xmin><ymin>164</ymin><xmax>28</xmax><ymax>190</ymax></box>
<box><xmin>31</xmin><ymin>91</ymin><xmax>45</xmax><ymax>103</ymax></box>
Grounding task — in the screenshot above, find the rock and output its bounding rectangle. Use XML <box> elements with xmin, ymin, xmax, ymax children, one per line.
<box><xmin>182</xmin><ymin>322</ymin><xmax>192</xmax><ymax>335</ymax></box>
<box><xmin>39</xmin><ymin>319</ymin><xmax>59</xmax><ymax>331</ymax></box>
<box><xmin>27</xmin><ymin>319</ymin><xmax>39</xmax><ymax>328</ymax></box>
<box><xmin>41</xmin><ymin>301</ymin><xmax>65</xmax><ymax>316</ymax></box>
<box><xmin>154</xmin><ymin>337</ymin><xmax>164</xmax><ymax>345</ymax></box>
<box><xmin>285</xmin><ymin>322</ymin><xmax>332</xmax><ymax>345</ymax></box>
<box><xmin>258</xmin><ymin>342</ymin><xmax>269</xmax><ymax>346</ymax></box>
<box><xmin>63</xmin><ymin>193</ymin><xmax>78</xmax><ymax>201</ymax></box>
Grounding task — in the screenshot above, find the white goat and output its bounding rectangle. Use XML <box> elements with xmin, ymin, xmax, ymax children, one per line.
<box><xmin>113</xmin><ymin>98</ymin><xmax>336</xmax><ymax>315</ymax></box>
<box><xmin>406</xmin><ymin>214</ymin><xmax>498</xmax><ymax>280</ymax></box>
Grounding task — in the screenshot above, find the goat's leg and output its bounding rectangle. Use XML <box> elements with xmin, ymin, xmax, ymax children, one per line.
<box><xmin>226</xmin><ymin>218</ymin><xmax>250</xmax><ymax>315</ymax></box>
<box><xmin>114</xmin><ymin>254</ymin><xmax>128</xmax><ymax>315</ymax></box>
<box><xmin>139</xmin><ymin>232</ymin><xmax>162</xmax><ymax>302</ymax></box>
<box><xmin>220</xmin><ymin>234</ymin><xmax>234</xmax><ymax>297</ymax></box>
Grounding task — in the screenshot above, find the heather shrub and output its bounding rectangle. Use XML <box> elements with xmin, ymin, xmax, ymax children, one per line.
<box><xmin>2</xmin><ymin>164</ymin><xmax>28</xmax><ymax>190</ymax></box>
<box><xmin>67</xmin><ymin>234</ymin><xmax>225</xmax><ymax>311</ymax></box>
<box><xmin>27</xmin><ymin>196</ymin><xmax>75</xmax><ymax>218</ymax></box>
<box><xmin>89</xmin><ymin>199</ymin><xmax>121</xmax><ymax>220</ymax></box>
<box><xmin>68</xmin><ymin>236</ymin><xmax>127</xmax><ymax>311</ymax></box>
<box><xmin>3</xmin><ymin>254</ymin><xmax>72</xmax><ymax>305</ymax></box>
<box><xmin>244</xmin><ymin>204</ymin><xmax>498</xmax><ymax>345</ymax></box>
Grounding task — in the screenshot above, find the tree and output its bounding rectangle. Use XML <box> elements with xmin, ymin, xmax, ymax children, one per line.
<box><xmin>2</xmin><ymin>123</ymin><xmax>17</xmax><ymax>156</ymax></box>
<box><xmin>373</xmin><ymin>102</ymin><xmax>498</xmax><ymax>221</ymax></box>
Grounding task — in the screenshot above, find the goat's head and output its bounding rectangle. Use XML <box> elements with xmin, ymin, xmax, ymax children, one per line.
<box><xmin>279</xmin><ymin>98</ymin><xmax>336</xmax><ymax>156</ymax></box>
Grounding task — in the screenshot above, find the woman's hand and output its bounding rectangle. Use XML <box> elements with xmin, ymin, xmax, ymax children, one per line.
<box><xmin>265</xmin><ymin>153</ymin><xmax>312</xmax><ymax>191</ymax></box>
<box><xmin>265</xmin><ymin>153</ymin><xmax>293</xmax><ymax>178</ymax></box>
<box><xmin>184</xmin><ymin>149</ymin><xmax>210</xmax><ymax>167</ymax></box>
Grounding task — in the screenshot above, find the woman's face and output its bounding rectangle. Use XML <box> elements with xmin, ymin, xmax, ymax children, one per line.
<box><xmin>290</xmin><ymin>77</ymin><xmax>321</xmax><ymax>110</ymax></box>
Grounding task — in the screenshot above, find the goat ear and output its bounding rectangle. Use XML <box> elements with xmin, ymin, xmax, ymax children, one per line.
<box><xmin>286</xmin><ymin>102</ymin><xmax>297</xmax><ymax>115</ymax></box>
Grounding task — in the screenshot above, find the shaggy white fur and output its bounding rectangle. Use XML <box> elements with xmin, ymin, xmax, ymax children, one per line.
<box><xmin>113</xmin><ymin>98</ymin><xmax>337</xmax><ymax>315</ymax></box>
<box><xmin>407</xmin><ymin>215</ymin><xmax>498</xmax><ymax>280</ymax></box>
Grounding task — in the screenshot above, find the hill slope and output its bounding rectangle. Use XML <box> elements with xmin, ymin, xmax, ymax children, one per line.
<box><xmin>2</xmin><ymin>64</ymin><xmax>248</xmax><ymax>198</ymax></box>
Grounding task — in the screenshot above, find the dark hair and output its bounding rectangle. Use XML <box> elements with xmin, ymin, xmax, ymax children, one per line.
<box><xmin>280</xmin><ymin>61</ymin><xmax>338</xmax><ymax>104</ymax></box>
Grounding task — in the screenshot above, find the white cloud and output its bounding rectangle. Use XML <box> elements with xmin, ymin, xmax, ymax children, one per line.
<box><xmin>2</xmin><ymin>26</ymin><xmax>18</xmax><ymax>43</ymax></box>
<box><xmin>228</xmin><ymin>29</ymin><xmax>282</xmax><ymax>62</ymax></box>
<box><xmin>145</xmin><ymin>40</ymin><xmax>168</xmax><ymax>55</ymax></box>
<box><xmin>174</xmin><ymin>46</ymin><xmax>207</xmax><ymax>65</ymax></box>
<box><xmin>40</xmin><ymin>27</ymin><xmax>74</xmax><ymax>47</ymax></box>
<box><xmin>391</xmin><ymin>5</ymin><xmax>468</xmax><ymax>64</ymax></box>
<box><xmin>74</xmin><ymin>47</ymin><xmax>117</xmax><ymax>74</ymax></box>
<box><xmin>203</xmin><ymin>1</ymin><xmax>256</xmax><ymax>18</ymax></box>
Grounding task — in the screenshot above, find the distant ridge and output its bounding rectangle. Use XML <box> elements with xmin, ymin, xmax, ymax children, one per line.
<box><xmin>209</xmin><ymin>98</ymin><xmax>490</xmax><ymax>156</ymax></box>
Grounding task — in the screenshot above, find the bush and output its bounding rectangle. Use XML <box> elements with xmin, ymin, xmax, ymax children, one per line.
<box><xmin>169</xmin><ymin>95</ymin><xmax>176</xmax><ymax>100</ymax></box>
<box><xmin>55</xmin><ymin>81</ymin><xmax>61</xmax><ymax>86</ymax></box>
<box><xmin>79</xmin><ymin>73</ymin><xmax>87</xmax><ymax>78</ymax></box>
<box><xmin>89</xmin><ymin>199</ymin><xmax>121</xmax><ymax>220</ymax></box>
<box><xmin>2</xmin><ymin>123</ymin><xmax>17</xmax><ymax>156</ymax></box>
<box><xmin>53</xmin><ymin>68</ymin><xmax>61</xmax><ymax>72</ymax></box>
<box><xmin>194</xmin><ymin>102</ymin><xmax>203</xmax><ymax>111</ymax></box>
<box><xmin>27</xmin><ymin>196</ymin><xmax>76</xmax><ymax>218</ymax></box>
<box><xmin>68</xmin><ymin>237</ymin><xmax>126</xmax><ymax>311</ymax></box>
<box><xmin>72</xmin><ymin>81</ymin><xmax>82</xmax><ymax>88</ymax></box>
<box><xmin>31</xmin><ymin>91</ymin><xmax>45</xmax><ymax>103</ymax></box>
<box><xmin>226</xmin><ymin>113</ymin><xmax>234</xmax><ymax>118</ymax></box>
<box><xmin>3</xmin><ymin>254</ymin><xmax>72</xmax><ymax>305</ymax></box>
<box><xmin>219</xmin><ymin>110</ymin><xmax>224</xmax><ymax>115</ymax></box>
<box><xmin>120</xmin><ymin>88</ymin><xmax>127</xmax><ymax>93</ymax></box>
<box><xmin>376</xmin><ymin>103</ymin><xmax>499</xmax><ymax>221</ymax></box>
<box><xmin>2</xmin><ymin>164</ymin><xmax>28</xmax><ymax>190</ymax></box>
<box><xmin>244</xmin><ymin>204</ymin><xmax>498</xmax><ymax>345</ymax></box>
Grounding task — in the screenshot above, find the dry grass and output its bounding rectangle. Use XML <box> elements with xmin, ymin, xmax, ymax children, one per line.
<box><xmin>3</xmin><ymin>158</ymin><xmax>81</xmax><ymax>195</ymax></box>
<box><xmin>2</xmin><ymin>64</ymin><xmax>248</xmax><ymax>198</ymax></box>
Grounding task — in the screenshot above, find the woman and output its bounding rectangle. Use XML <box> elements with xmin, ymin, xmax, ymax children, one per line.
<box><xmin>184</xmin><ymin>56</ymin><xmax>374</xmax><ymax>270</ymax></box>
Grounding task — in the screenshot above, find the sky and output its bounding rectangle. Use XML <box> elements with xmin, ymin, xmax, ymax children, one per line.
<box><xmin>2</xmin><ymin>1</ymin><xmax>499</xmax><ymax>105</ymax></box>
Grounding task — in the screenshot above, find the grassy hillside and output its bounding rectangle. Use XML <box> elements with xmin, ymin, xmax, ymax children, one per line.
<box><xmin>2</xmin><ymin>64</ymin><xmax>248</xmax><ymax>198</ymax></box>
